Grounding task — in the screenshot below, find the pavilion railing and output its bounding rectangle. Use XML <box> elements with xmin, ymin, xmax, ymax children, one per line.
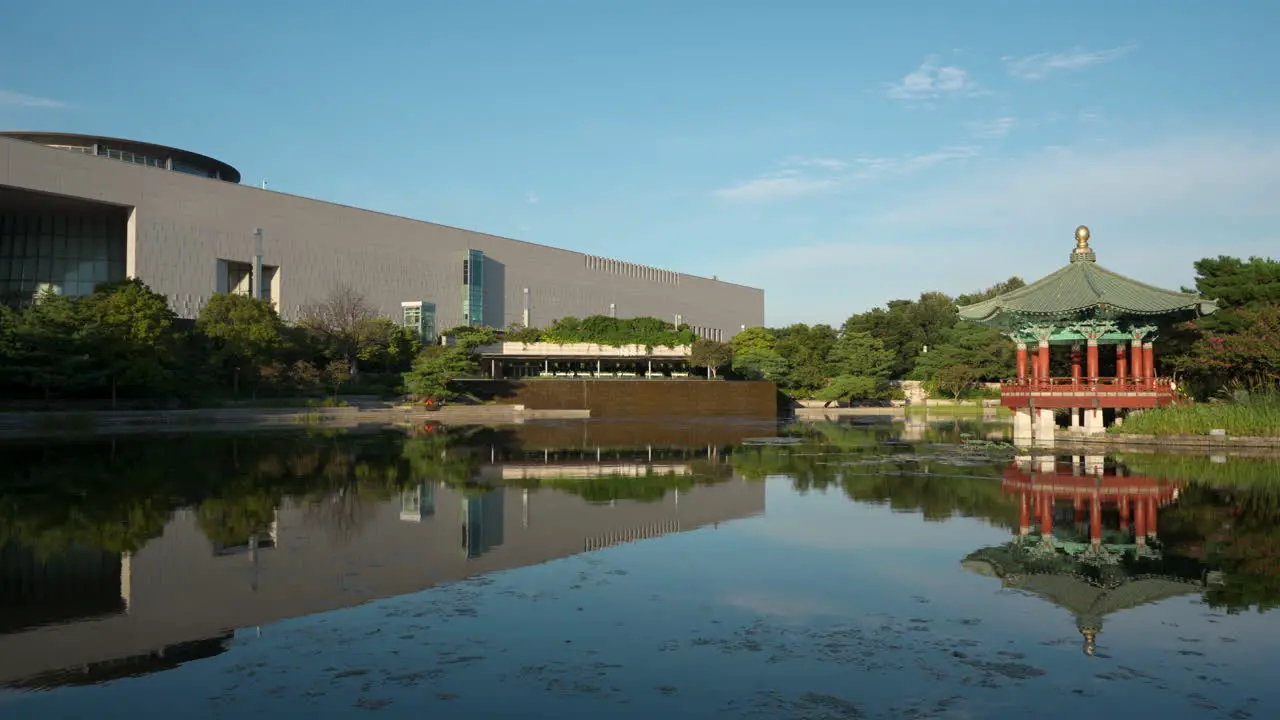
<box><xmin>1000</xmin><ymin>377</ymin><xmax>1176</xmax><ymax>394</ymax></box>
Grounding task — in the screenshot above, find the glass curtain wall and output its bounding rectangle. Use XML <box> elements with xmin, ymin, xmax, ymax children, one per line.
<box><xmin>462</xmin><ymin>249</ymin><xmax>485</xmax><ymax>326</ymax></box>
<box><xmin>0</xmin><ymin>211</ymin><xmax>126</xmax><ymax>302</ymax></box>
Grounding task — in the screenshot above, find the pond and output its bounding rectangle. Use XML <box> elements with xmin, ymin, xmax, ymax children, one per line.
<box><xmin>2</xmin><ymin>417</ymin><xmax>1278</xmax><ymax>719</ymax></box>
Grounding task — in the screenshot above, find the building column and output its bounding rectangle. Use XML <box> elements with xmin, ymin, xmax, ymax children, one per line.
<box><xmin>1038</xmin><ymin>341</ymin><xmax>1050</xmax><ymax>381</ymax></box>
<box><xmin>1144</xmin><ymin>342</ymin><xmax>1156</xmax><ymax>379</ymax></box>
<box><xmin>1013</xmin><ymin>408</ymin><xmax>1033</xmax><ymax>444</ymax></box>
<box><xmin>1035</xmin><ymin>408</ymin><xmax>1056</xmax><ymax>442</ymax></box>
<box><xmin>1070</xmin><ymin>408</ymin><xmax>1081</xmax><ymax>429</ymax></box>
<box><xmin>1119</xmin><ymin>496</ymin><xmax>1130</xmax><ymax>532</ymax></box>
<box><xmin>1016</xmin><ymin>343</ymin><xmax>1027</xmax><ymax>380</ymax></box>
<box><xmin>1147</xmin><ymin>498</ymin><xmax>1159</xmax><ymax>538</ymax></box>
<box><xmin>1116</xmin><ymin>344</ymin><xmax>1127</xmax><ymax>383</ymax></box>
<box><xmin>1130</xmin><ymin>340</ymin><xmax>1144</xmax><ymax>381</ymax></box>
<box><xmin>1086</xmin><ymin>339</ymin><xmax>1099</xmax><ymax>381</ymax></box>
<box><xmin>1071</xmin><ymin>345</ymin><xmax>1082</xmax><ymax>383</ymax></box>
<box><xmin>1083</xmin><ymin>407</ymin><xmax>1105</xmax><ymax>435</ymax></box>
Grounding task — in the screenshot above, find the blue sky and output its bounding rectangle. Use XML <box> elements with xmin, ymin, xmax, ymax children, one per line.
<box><xmin>3</xmin><ymin>1</ymin><xmax>1279</xmax><ymax>326</ymax></box>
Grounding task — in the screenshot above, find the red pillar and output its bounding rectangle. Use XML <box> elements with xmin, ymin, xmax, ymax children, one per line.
<box><xmin>1090</xmin><ymin>492</ymin><xmax>1103</xmax><ymax>551</ymax></box>
<box><xmin>1144</xmin><ymin>342</ymin><xmax>1155</xmax><ymax>379</ymax></box>
<box><xmin>1071</xmin><ymin>345</ymin><xmax>1082</xmax><ymax>382</ymax></box>
<box><xmin>1040</xmin><ymin>492</ymin><xmax>1054</xmax><ymax>537</ymax></box>
<box><xmin>1016</xmin><ymin>343</ymin><xmax>1027</xmax><ymax>380</ymax></box>
<box><xmin>1086</xmin><ymin>340</ymin><xmax>1099</xmax><ymax>381</ymax></box>
<box><xmin>1019</xmin><ymin>491</ymin><xmax>1030</xmax><ymax>535</ymax></box>
<box><xmin>1073</xmin><ymin>495</ymin><xmax>1085</xmax><ymax>525</ymax></box>
<box><xmin>1039</xmin><ymin>341</ymin><xmax>1050</xmax><ymax>381</ymax></box>
<box><xmin>1147</xmin><ymin>498</ymin><xmax>1158</xmax><ymax>538</ymax></box>
<box><xmin>1134</xmin><ymin>494</ymin><xmax>1148</xmax><ymax>544</ymax></box>
<box><xmin>1119</xmin><ymin>496</ymin><xmax>1130</xmax><ymax>532</ymax></box>
<box><xmin>1130</xmin><ymin>341</ymin><xmax>1144</xmax><ymax>381</ymax></box>
<box><xmin>1116</xmin><ymin>344</ymin><xmax>1127</xmax><ymax>383</ymax></box>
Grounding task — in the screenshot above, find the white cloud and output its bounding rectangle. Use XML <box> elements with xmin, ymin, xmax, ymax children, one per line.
<box><xmin>965</xmin><ymin>117</ymin><xmax>1017</xmax><ymax>139</ymax></box>
<box><xmin>0</xmin><ymin>90</ymin><xmax>66</xmax><ymax>109</ymax></box>
<box><xmin>1003</xmin><ymin>45</ymin><xmax>1136</xmax><ymax>80</ymax></box>
<box><xmin>526</xmin><ymin>190</ymin><xmax>538</xmax><ymax>204</ymax></box>
<box><xmin>782</xmin><ymin>156</ymin><xmax>848</xmax><ymax>170</ymax></box>
<box><xmin>887</xmin><ymin>57</ymin><xmax>984</xmax><ymax>101</ymax></box>
<box><xmin>713</xmin><ymin>147</ymin><xmax>978</xmax><ymax>204</ymax></box>
<box><xmin>712</xmin><ymin>170</ymin><xmax>841</xmax><ymax>203</ymax></box>
<box><xmin>723</xmin><ymin>132</ymin><xmax>1280</xmax><ymax>325</ymax></box>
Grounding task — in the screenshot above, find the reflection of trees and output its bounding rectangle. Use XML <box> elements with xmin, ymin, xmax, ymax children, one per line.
<box><xmin>195</xmin><ymin>493</ymin><xmax>277</xmax><ymax>549</ymax></box>
<box><xmin>0</xmin><ymin>431</ymin><xmax>411</xmax><ymax>556</ymax></box>
<box><xmin>1159</xmin><ymin>484</ymin><xmax>1280</xmax><ymax>614</ymax></box>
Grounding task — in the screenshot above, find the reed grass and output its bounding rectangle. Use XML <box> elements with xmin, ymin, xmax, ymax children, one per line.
<box><xmin>1115</xmin><ymin>389</ymin><xmax>1280</xmax><ymax>437</ymax></box>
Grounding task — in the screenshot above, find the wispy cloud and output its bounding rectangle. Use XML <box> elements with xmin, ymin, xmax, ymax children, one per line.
<box><xmin>712</xmin><ymin>170</ymin><xmax>841</xmax><ymax>203</ymax></box>
<box><xmin>965</xmin><ymin>117</ymin><xmax>1017</xmax><ymax>139</ymax></box>
<box><xmin>0</xmin><ymin>89</ymin><xmax>67</xmax><ymax>109</ymax></box>
<box><xmin>526</xmin><ymin>190</ymin><xmax>538</xmax><ymax>204</ymax></box>
<box><xmin>1003</xmin><ymin>45</ymin><xmax>1136</xmax><ymax>80</ymax></box>
<box><xmin>886</xmin><ymin>57</ymin><xmax>985</xmax><ymax>101</ymax></box>
<box><xmin>723</xmin><ymin>132</ymin><xmax>1280</xmax><ymax>325</ymax></box>
<box><xmin>713</xmin><ymin>147</ymin><xmax>978</xmax><ymax>204</ymax></box>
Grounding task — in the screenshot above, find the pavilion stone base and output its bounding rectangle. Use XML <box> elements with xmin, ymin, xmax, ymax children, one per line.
<box><xmin>1013</xmin><ymin>408</ymin><xmax>1058</xmax><ymax>446</ymax></box>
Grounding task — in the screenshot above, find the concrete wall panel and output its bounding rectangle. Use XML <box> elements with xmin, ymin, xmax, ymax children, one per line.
<box><xmin>1</xmin><ymin>138</ymin><xmax>764</xmax><ymax>337</ymax></box>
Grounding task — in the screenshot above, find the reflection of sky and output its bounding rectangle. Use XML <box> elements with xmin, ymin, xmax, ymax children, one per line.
<box><xmin>7</xmin><ymin>476</ymin><xmax>1279</xmax><ymax>720</ymax></box>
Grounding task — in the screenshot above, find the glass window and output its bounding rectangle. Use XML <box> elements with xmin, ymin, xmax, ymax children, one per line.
<box><xmin>0</xmin><ymin>209</ymin><xmax>126</xmax><ymax>302</ymax></box>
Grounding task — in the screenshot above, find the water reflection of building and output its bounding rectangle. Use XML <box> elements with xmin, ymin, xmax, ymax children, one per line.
<box><xmin>0</xmin><ymin>461</ymin><xmax>763</xmax><ymax>688</ymax></box>
<box><xmin>962</xmin><ymin>455</ymin><xmax>1207</xmax><ymax>657</ymax></box>
<box><xmin>461</xmin><ymin>489</ymin><xmax>505</xmax><ymax>558</ymax></box>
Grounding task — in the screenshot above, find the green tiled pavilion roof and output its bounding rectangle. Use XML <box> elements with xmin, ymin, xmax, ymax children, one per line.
<box><xmin>957</xmin><ymin>228</ymin><xmax>1217</xmax><ymax>324</ymax></box>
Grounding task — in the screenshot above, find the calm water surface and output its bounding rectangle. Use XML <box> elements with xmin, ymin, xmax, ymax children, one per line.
<box><xmin>2</xmin><ymin>417</ymin><xmax>1278</xmax><ymax>719</ymax></box>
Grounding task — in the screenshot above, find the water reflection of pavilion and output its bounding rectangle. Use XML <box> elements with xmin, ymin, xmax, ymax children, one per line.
<box><xmin>0</xmin><ymin>452</ymin><xmax>763</xmax><ymax>689</ymax></box>
<box><xmin>963</xmin><ymin>456</ymin><xmax>1208</xmax><ymax>657</ymax></box>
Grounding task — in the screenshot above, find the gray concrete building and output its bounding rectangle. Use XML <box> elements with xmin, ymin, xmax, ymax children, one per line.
<box><xmin>0</xmin><ymin>133</ymin><xmax>764</xmax><ymax>341</ymax></box>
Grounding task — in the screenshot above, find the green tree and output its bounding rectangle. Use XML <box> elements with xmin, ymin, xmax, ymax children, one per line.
<box><xmin>910</xmin><ymin>322</ymin><xmax>1015</xmax><ymax>382</ymax></box>
<box><xmin>1166</xmin><ymin>256</ymin><xmax>1280</xmax><ymax>394</ymax></box>
<box><xmin>403</xmin><ymin>345</ymin><xmax>477</xmax><ymax>401</ymax></box>
<box><xmin>815</xmin><ymin>374</ymin><xmax>880</xmax><ymax>404</ymax></box>
<box><xmin>81</xmin><ymin>279</ymin><xmax>178</xmax><ymax>406</ymax></box>
<box><xmin>290</xmin><ymin>360</ymin><xmax>321</xmax><ymax>394</ymax></box>
<box><xmin>356</xmin><ymin>318</ymin><xmax>421</xmax><ymax>373</ymax></box>
<box><xmin>731</xmin><ymin>348</ymin><xmax>792</xmax><ymax>383</ymax></box>
<box><xmin>828</xmin><ymin>331</ymin><xmax>894</xmax><ymax>379</ymax></box>
<box><xmin>730</xmin><ymin>326</ymin><xmax>777</xmax><ymax>356</ymax></box>
<box><xmin>197</xmin><ymin>292</ymin><xmax>286</xmax><ymax>397</ymax></box>
<box><xmin>772</xmin><ymin>323</ymin><xmax>839</xmax><ymax>395</ymax></box>
<box><xmin>689</xmin><ymin>339</ymin><xmax>733</xmax><ymax>377</ymax></box>
<box><xmin>934</xmin><ymin>364</ymin><xmax>979</xmax><ymax>401</ymax></box>
<box><xmin>324</xmin><ymin>359</ymin><xmax>351</xmax><ymax>396</ymax></box>
<box><xmin>1</xmin><ymin>289</ymin><xmax>90</xmax><ymax>398</ymax></box>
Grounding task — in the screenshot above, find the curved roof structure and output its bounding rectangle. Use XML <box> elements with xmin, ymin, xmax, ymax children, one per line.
<box><xmin>957</xmin><ymin>226</ymin><xmax>1216</xmax><ymax>331</ymax></box>
<box><xmin>0</xmin><ymin>131</ymin><xmax>241</xmax><ymax>184</ymax></box>
<box><xmin>963</xmin><ymin>542</ymin><xmax>1204</xmax><ymax>655</ymax></box>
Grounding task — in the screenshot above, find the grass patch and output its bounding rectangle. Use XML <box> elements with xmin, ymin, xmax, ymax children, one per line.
<box><xmin>906</xmin><ymin>404</ymin><xmax>1010</xmax><ymax>417</ymax></box>
<box><xmin>1113</xmin><ymin>391</ymin><xmax>1280</xmax><ymax>437</ymax></box>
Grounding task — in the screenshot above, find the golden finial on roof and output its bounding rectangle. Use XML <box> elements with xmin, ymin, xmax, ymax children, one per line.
<box><xmin>1075</xmin><ymin>225</ymin><xmax>1091</xmax><ymax>249</ymax></box>
<box><xmin>1070</xmin><ymin>225</ymin><xmax>1097</xmax><ymax>263</ymax></box>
